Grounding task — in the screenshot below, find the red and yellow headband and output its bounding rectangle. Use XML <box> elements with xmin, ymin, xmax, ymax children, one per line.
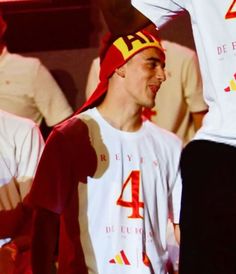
<box><xmin>78</xmin><ymin>31</ymin><xmax>165</xmax><ymax>113</ymax></box>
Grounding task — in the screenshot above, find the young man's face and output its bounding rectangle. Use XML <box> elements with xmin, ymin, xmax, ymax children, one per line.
<box><xmin>123</xmin><ymin>47</ymin><xmax>165</xmax><ymax>109</ymax></box>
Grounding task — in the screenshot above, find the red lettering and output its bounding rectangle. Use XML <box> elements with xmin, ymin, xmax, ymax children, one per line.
<box><xmin>100</xmin><ymin>154</ymin><xmax>107</xmax><ymax>161</ymax></box>
<box><xmin>127</xmin><ymin>154</ymin><xmax>132</xmax><ymax>162</ymax></box>
<box><xmin>117</xmin><ymin>171</ymin><xmax>144</xmax><ymax>219</ymax></box>
<box><xmin>115</xmin><ymin>154</ymin><xmax>120</xmax><ymax>160</ymax></box>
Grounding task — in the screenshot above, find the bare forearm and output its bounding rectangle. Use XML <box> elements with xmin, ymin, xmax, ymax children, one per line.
<box><xmin>192</xmin><ymin>110</ymin><xmax>208</xmax><ymax>131</ymax></box>
<box><xmin>31</xmin><ymin>208</ymin><xmax>59</xmax><ymax>274</ymax></box>
<box><xmin>173</xmin><ymin>224</ymin><xmax>180</xmax><ymax>245</ymax></box>
<box><xmin>97</xmin><ymin>0</ymin><xmax>150</xmax><ymax>35</ymax></box>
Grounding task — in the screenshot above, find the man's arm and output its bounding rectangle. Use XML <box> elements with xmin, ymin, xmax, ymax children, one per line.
<box><xmin>192</xmin><ymin>110</ymin><xmax>208</xmax><ymax>131</ymax></box>
<box><xmin>34</xmin><ymin>62</ymin><xmax>73</xmax><ymax>127</ymax></box>
<box><xmin>31</xmin><ymin>208</ymin><xmax>59</xmax><ymax>274</ymax></box>
<box><xmin>183</xmin><ymin>49</ymin><xmax>208</xmax><ymax>133</ymax></box>
<box><xmin>173</xmin><ymin>224</ymin><xmax>180</xmax><ymax>245</ymax></box>
<box><xmin>97</xmin><ymin>0</ymin><xmax>150</xmax><ymax>35</ymax></box>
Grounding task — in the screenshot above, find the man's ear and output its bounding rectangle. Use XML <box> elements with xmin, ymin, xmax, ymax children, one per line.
<box><xmin>115</xmin><ymin>66</ymin><xmax>125</xmax><ymax>77</ymax></box>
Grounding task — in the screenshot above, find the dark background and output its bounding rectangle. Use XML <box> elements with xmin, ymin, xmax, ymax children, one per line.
<box><xmin>0</xmin><ymin>0</ymin><xmax>195</xmax><ymax>52</ymax></box>
<box><xmin>0</xmin><ymin>0</ymin><xmax>101</xmax><ymax>52</ymax></box>
<box><xmin>0</xmin><ymin>0</ymin><xmax>196</xmax><ymax>110</ymax></box>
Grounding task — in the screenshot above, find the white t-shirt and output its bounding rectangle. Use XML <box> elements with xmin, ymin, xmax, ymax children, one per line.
<box><xmin>29</xmin><ymin>107</ymin><xmax>182</xmax><ymax>274</ymax></box>
<box><xmin>0</xmin><ymin>47</ymin><xmax>73</xmax><ymax>126</ymax></box>
<box><xmin>78</xmin><ymin>108</ymin><xmax>182</xmax><ymax>274</ymax></box>
<box><xmin>0</xmin><ymin>110</ymin><xmax>44</xmax><ymax>246</ymax></box>
<box><xmin>132</xmin><ymin>0</ymin><xmax>236</xmax><ymax>146</ymax></box>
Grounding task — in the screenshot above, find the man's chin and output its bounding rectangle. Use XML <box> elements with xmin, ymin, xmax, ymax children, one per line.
<box><xmin>145</xmin><ymin>101</ymin><xmax>155</xmax><ymax>109</ymax></box>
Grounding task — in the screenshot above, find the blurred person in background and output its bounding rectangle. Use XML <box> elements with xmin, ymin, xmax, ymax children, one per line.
<box><xmin>0</xmin><ymin>110</ymin><xmax>44</xmax><ymax>274</ymax></box>
<box><xmin>0</xmin><ymin>13</ymin><xmax>73</xmax><ymax>138</ymax></box>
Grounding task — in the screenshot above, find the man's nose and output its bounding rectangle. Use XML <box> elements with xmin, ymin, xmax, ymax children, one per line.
<box><xmin>156</xmin><ymin>67</ymin><xmax>166</xmax><ymax>83</ymax></box>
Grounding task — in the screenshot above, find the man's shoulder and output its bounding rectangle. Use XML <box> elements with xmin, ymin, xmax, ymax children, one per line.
<box><xmin>53</xmin><ymin>111</ymin><xmax>95</xmax><ymax>139</ymax></box>
<box><xmin>0</xmin><ymin>110</ymin><xmax>39</xmax><ymax>144</ymax></box>
<box><xmin>145</xmin><ymin>120</ymin><xmax>182</xmax><ymax>148</ymax></box>
<box><xmin>0</xmin><ymin>110</ymin><xmax>36</xmax><ymax>129</ymax></box>
<box><xmin>5</xmin><ymin>50</ymin><xmax>41</xmax><ymax>68</ymax></box>
<box><xmin>163</xmin><ymin>40</ymin><xmax>196</xmax><ymax>59</ymax></box>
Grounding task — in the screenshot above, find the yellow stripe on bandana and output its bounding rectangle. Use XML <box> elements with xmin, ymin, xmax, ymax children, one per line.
<box><xmin>113</xmin><ymin>31</ymin><xmax>164</xmax><ymax>60</ymax></box>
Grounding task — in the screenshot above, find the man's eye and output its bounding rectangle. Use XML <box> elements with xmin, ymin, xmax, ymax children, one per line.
<box><xmin>148</xmin><ymin>62</ymin><xmax>156</xmax><ymax>68</ymax></box>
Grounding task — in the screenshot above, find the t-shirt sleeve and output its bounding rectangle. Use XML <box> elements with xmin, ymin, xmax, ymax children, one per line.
<box><xmin>183</xmin><ymin>53</ymin><xmax>208</xmax><ymax>113</ymax></box>
<box><xmin>28</xmin><ymin>129</ymin><xmax>76</xmax><ymax>214</ymax></box>
<box><xmin>28</xmin><ymin>118</ymin><xmax>98</xmax><ymax>214</ymax></box>
<box><xmin>167</xmin><ymin>138</ymin><xmax>182</xmax><ymax>224</ymax></box>
<box><xmin>169</xmin><ymin>169</ymin><xmax>182</xmax><ymax>224</ymax></box>
<box><xmin>16</xmin><ymin>124</ymin><xmax>45</xmax><ymax>200</ymax></box>
<box><xmin>33</xmin><ymin>62</ymin><xmax>73</xmax><ymax>126</ymax></box>
<box><xmin>132</xmin><ymin>0</ymin><xmax>183</xmax><ymax>28</ymax></box>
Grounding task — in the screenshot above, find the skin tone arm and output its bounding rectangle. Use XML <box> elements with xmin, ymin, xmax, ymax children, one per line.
<box><xmin>173</xmin><ymin>224</ymin><xmax>180</xmax><ymax>245</ymax></box>
<box><xmin>97</xmin><ymin>0</ymin><xmax>151</xmax><ymax>35</ymax></box>
<box><xmin>192</xmin><ymin>110</ymin><xmax>208</xmax><ymax>131</ymax></box>
<box><xmin>31</xmin><ymin>208</ymin><xmax>59</xmax><ymax>274</ymax></box>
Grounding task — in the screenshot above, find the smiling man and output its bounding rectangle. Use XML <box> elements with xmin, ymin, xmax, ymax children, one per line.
<box><xmin>29</xmin><ymin>31</ymin><xmax>182</xmax><ymax>274</ymax></box>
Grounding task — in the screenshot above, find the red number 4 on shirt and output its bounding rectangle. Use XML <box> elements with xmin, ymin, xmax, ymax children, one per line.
<box><xmin>117</xmin><ymin>170</ymin><xmax>144</xmax><ymax>219</ymax></box>
<box><xmin>225</xmin><ymin>0</ymin><xmax>236</xmax><ymax>19</ymax></box>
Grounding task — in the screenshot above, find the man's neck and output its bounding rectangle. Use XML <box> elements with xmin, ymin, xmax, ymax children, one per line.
<box><xmin>97</xmin><ymin>103</ymin><xmax>143</xmax><ymax>132</ymax></box>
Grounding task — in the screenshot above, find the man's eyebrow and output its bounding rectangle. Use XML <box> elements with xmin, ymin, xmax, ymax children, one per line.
<box><xmin>146</xmin><ymin>57</ymin><xmax>161</xmax><ymax>62</ymax></box>
<box><xmin>145</xmin><ymin>56</ymin><xmax>165</xmax><ymax>68</ymax></box>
